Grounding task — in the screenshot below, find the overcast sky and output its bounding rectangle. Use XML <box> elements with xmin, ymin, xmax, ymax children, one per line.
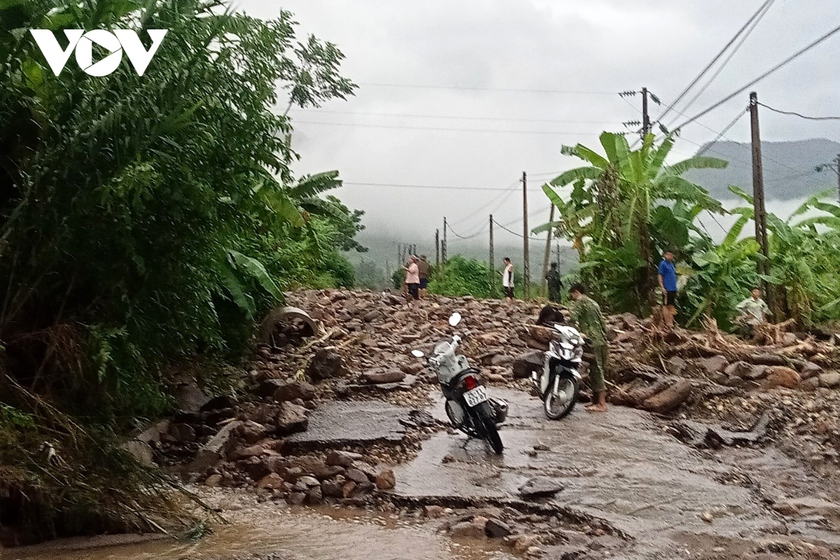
<box><xmin>237</xmin><ymin>0</ymin><xmax>840</xmax><ymax>250</ymax></box>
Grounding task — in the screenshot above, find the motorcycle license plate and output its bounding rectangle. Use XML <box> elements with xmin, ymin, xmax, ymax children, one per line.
<box><xmin>463</xmin><ymin>386</ymin><xmax>488</xmax><ymax>407</ymax></box>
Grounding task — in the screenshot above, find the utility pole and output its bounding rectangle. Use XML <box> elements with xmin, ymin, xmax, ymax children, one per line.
<box><xmin>442</xmin><ymin>217</ymin><xmax>447</xmax><ymax>264</ymax></box>
<box><xmin>641</xmin><ymin>87</ymin><xmax>651</xmax><ymax>138</ymax></box>
<box><xmin>749</xmin><ymin>91</ymin><xmax>771</xmax><ymax>306</ymax></box>
<box><xmin>522</xmin><ymin>171</ymin><xmax>530</xmax><ymax>300</ymax></box>
<box><xmin>489</xmin><ymin>214</ymin><xmax>495</xmax><ymax>293</ymax></box>
<box><xmin>435</xmin><ymin>229</ymin><xmax>440</xmax><ymax>268</ymax></box>
<box><xmin>541</xmin><ymin>205</ymin><xmax>555</xmax><ymax>297</ymax></box>
<box><xmin>836</xmin><ymin>154</ymin><xmax>840</xmax><ymax>204</ymax></box>
<box><xmin>396</xmin><ymin>244</ymin><xmax>401</xmax><ymax>268</ymax></box>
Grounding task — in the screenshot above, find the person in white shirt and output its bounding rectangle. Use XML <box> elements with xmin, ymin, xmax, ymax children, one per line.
<box><xmin>501</xmin><ymin>257</ymin><xmax>514</xmax><ymax>303</ymax></box>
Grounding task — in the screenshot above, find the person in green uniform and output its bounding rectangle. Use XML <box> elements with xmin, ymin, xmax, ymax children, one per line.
<box><xmin>568</xmin><ymin>283</ymin><xmax>609</xmax><ymax>412</ymax></box>
<box><xmin>545</xmin><ymin>262</ymin><xmax>562</xmax><ymax>303</ymax></box>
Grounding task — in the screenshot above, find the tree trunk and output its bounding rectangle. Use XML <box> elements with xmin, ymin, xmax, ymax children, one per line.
<box><xmin>637</xmin><ymin>217</ymin><xmax>655</xmax><ymax>315</ymax></box>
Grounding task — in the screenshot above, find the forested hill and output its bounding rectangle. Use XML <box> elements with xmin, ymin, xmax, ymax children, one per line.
<box><xmin>683</xmin><ymin>138</ymin><xmax>840</xmax><ymax>200</ymax></box>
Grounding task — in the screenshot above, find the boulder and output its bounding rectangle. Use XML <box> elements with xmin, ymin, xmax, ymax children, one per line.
<box><xmin>345</xmin><ymin>467</ymin><xmax>369</xmax><ymax>484</ymax></box>
<box><xmin>235</xmin><ymin>420</ymin><xmax>269</xmax><ymax>444</ymax></box>
<box><xmin>762</xmin><ymin>366</ymin><xmax>801</xmax><ymax>390</ymax></box>
<box><xmin>642</xmin><ymin>379</ymin><xmax>693</xmax><ymax>415</ymax></box>
<box><xmin>256</xmin><ymin>473</ymin><xmax>285</xmax><ymax>490</ymax></box>
<box><xmin>275</xmin><ymin>402</ymin><xmax>309</xmax><ymax>435</ymax></box>
<box><xmin>375</xmin><ymin>469</ymin><xmax>396</xmax><ymax>490</ymax></box>
<box><xmin>326</xmin><ymin>450</ymin><xmax>363</xmax><ymax>468</ymax></box>
<box><xmin>485</xmin><ymin>518</ymin><xmax>513</xmax><ymax>538</ymax></box>
<box><xmin>512</xmin><ymin>351</ymin><xmax>544</xmax><ymax>379</ymax></box>
<box><xmin>136</xmin><ymin>420</ymin><xmax>170</xmax><ymax>445</ymax></box>
<box><xmin>255</xmin><ymin>378</ymin><xmax>286</xmax><ymax>399</ymax></box>
<box><xmin>307</xmin><ymin>347</ymin><xmax>347</xmax><ymax>381</ymax></box>
<box><xmin>665</xmin><ymin>356</ymin><xmax>687</xmax><ymax>377</ymax></box>
<box><xmin>322</xmin><ymin>479</ymin><xmax>345</xmax><ymax>498</ymax></box>
<box><xmin>518</xmin><ymin>477</ymin><xmax>564</xmax><ymax>499</ymax></box>
<box><xmin>307</xmin><ymin>485</ymin><xmax>324</xmax><ymax>504</ymax></box>
<box><xmin>273</xmin><ymin>380</ymin><xmax>317</xmax><ymax>402</ymax></box>
<box><xmin>204</xmin><ymin>474</ymin><xmax>223</xmax><ymax>487</ymax></box>
<box><xmin>451</xmin><ymin>520</ymin><xmax>486</xmax><ymax>540</ymax></box>
<box><xmin>174</xmin><ymin>383</ymin><xmax>211</xmax><ymax>413</ymax></box>
<box><xmin>229</xmin><ymin>444</ymin><xmax>264</xmax><ymax>461</ymax></box>
<box><xmin>700</xmin><ymin>355</ymin><xmax>729</xmax><ymax>375</ymax></box>
<box><xmin>363</xmin><ymin>371</ymin><xmax>406</xmax><ymax>385</ymax></box>
<box><xmin>818</xmin><ymin>371</ymin><xmax>840</xmax><ymax>389</ymax></box>
<box><xmin>800</xmin><ymin>361</ymin><xmax>823</xmax><ymax>379</ymax></box>
<box><xmin>123</xmin><ymin>440</ymin><xmax>154</xmax><ymax>466</ymax></box>
<box><xmin>193</xmin><ymin>420</ymin><xmax>243</xmax><ymax>472</ymax></box>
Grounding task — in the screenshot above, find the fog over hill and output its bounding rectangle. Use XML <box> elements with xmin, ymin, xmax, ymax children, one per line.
<box><xmin>684</xmin><ymin>138</ymin><xmax>840</xmax><ymax>201</ymax></box>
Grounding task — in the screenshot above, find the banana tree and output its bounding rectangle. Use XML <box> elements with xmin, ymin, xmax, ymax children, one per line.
<box><xmin>540</xmin><ymin>132</ymin><xmax>727</xmax><ymax>313</ymax></box>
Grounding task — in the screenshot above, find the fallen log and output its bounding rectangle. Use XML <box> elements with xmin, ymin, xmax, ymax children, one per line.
<box><xmin>641</xmin><ymin>379</ymin><xmax>693</xmax><ymax>415</ymax></box>
<box><xmin>671</xmin><ymin>410</ymin><xmax>771</xmax><ymax>449</ymax></box>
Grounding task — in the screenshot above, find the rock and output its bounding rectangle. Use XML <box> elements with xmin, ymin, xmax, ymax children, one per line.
<box><xmin>490</xmin><ymin>354</ymin><xmax>514</xmax><ymax>367</ymax></box>
<box><xmin>424</xmin><ymin>505</ymin><xmax>445</xmax><ymax>518</ymax></box>
<box><xmin>288</xmin><ymin>492</ymin><xmax>306</xmax><ymax>505</ymax></box>
<box><xmin>725</xmin><ymin>361</ymin><xmax>763</xmax><ymax>380</ymax></box>
<box><xmin>512</xmin><ymin>535</ymin><xmax>539</xmax><ymax>553</ymax></box>
<box><xmin>136</xmin><ymin>420</ymin><xmax>170</xmax><ymax>445</ymax></box>
<box><xmin>255</xmin><ymin>378</ymin><xmax>286</xmax><ymax>398</ymax></box>
<box><xmin>451</xmin><ymin>521</ymin><xmax>486</xmax><ymax>540</ymax></box>
<box><xmin>240</xmin><ymin>456</ymin><xmax>272</xmax><ymax>480</ymax></box>
<box><xmin>762</xmin><ymin>366</ymin><xmax>801</xmax><ymax>390</ymax></box>
<box><xmin>363</xmin><ymin>310</ymin><xmax>380</xmax><ymax>323</ymax></box>
<box><xmin>326</xmin><ymin>450</ymin><xmax>363</xmax><ymax>467</ymax></box>
<box><xmin>375</xmin><ymin>469</ymin><xmax>396</xmax><ymax>490</ymax></box>
<box><xmin>298</xmin><ymin>475</ymin><xmax>321</xmax><ymax>487</ymax></box>
<box><xmin>275</xmin><ymin>402</ymin><xmax>309</xmax><ymax>435</ymax></box>
<box><xmin>485</xmin><ymin>518</ymin><xmax>513</xmax><ymax>538</ymax></box>
<box><xmin>773</xmin><ymin>502</ymin><xmax>800</xmax><ymax>516</ymax></box>
<box><xmin>665</xmin><ymin>356</ymin><xmax>687</xmax><ymax>377</ymax></box>
<box><xmin>512</xmin><ymin>351</ymin><xmax>544</xmax><ymax>379</ymax></box>
<box><xmin>642</xmin><ymin>379</ymin><xmax>693</xmax><ymax>415</ymax></box>
<box><xmin>307</xmin><ymin>347</ymin><xmax>347</xmax><ymax>381</ymax></box>
<box><xmin>167</xmin><ymin>422</ymin><xmax>196</xmax><ymax>443</ymax></box>
<box><xmin>229</xmin><ymin>444</ymin><xmax>264</xmax><ymax>461</ymax></box>
<box><xmin>818</xmin><ymin>371</ymin><xmax>840</xmax><ymax>388</ymax></box>
<box><xmin>204</xmin><ymin>474</ymin><xmax>223</xmax><ymax>487</ymax></box>
<box><xmin>236</xmin><ymin>420</ymin><xmax>269</xmax><ymax>444</ymax></box>
<box><xmin>401</xmin><ymin>362</ymin><xmax>425</xmax><ymax>375</ymax></box>
<box><xmin>201</xmin><ymin>395</ymin><xmax>237</xmax><ymax>412</ymax></box>
<box><xmin>363</xmin><ymin>371</ymin><xmax>406</xmax><ymax>385</ymax></box>
<box><xmin>256</xmin><ymin>473</ymin><xmax>285</xmax><ymax>490</ymax></box>
<box><xmin>701</xmin><ymin>511</ymin><xmax>714</xmax><ymax>523</ymax></box>
<box><xmin>345</xmin><ymin>467</ymin><xmax>369</xmax><ymax>484</ymax></box>
<box><xmin>341</xmin><ymin>481</ymin><xmax>357</xmax><ymax>498</ymax></box>
<box><xmin>700</xmin><ymin>355</ymin><xmax>729</xmax><ymax>375</ymax></box>
<box><xmin>273</xmin><ymin>380</ymin><xmax>317</xmax><ymax>402</ymax></box>
<box><xmin>174</xmin><ymin>383</ymin><xmax>211</xmax><ymax>413</ymax></box>
<box><xmin>123</xmin><ymin>440</ymin><xmax>154</xmax><ymax>466</ymax></box>
<box><xmin>307</xmin><ymin>485</ymin><xmax>324</xmax><ymax>504</ymax></box>
<box><xmin>193</xmin><ymin>420</ymin><xmax>243</xmax><ymax>471</ymax></box>
<box><xmin>321</xmin><ymin>479</ymin><xmax>344</xmax><ymax>498</ymax></box>
<box><xmin>518</xmin><ymin>477</ymin><xmax>564</xmax><ymax>498</ymax></box>
<box><xmin>801</xmin><ymin>361</ymin><xmax>823</xmax><ymax>379</ymax></box>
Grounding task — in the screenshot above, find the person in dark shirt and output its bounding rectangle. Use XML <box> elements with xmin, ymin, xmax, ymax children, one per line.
<box><xmin>545</xmin><ymin>262</ymin><xmax>562</xmax><ymax>303</ymax></box>
<box><xmin>657</xmin><ymin>250</ymin><xmax>678</xmax><ymax>329</ymax></box>
<box><xmin>417</xmin><ymin>255</ymin><xmax>431</xmax><ymax>298</ymax></box>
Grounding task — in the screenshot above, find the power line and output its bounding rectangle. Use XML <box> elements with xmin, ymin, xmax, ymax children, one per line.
<box><xmin>672</xmin><ymin>22</ymin><xmax>840</xmax><ymax>131</ymax></box>
<box><xmin>756</xmin><ymin>103</ymin><xmax>840</xmax><ymax>121</ymax></box>
<box><xmin>356</xmin><ymin>82</ymin><xmax>616</xmax><ymax>95</ymax></box>
<box><xmin>293</xmin><ymin>120</ymin><xmax>600</xmax><ymax>136</ymax></box>
<box><xmin>667</xmin><ymin>0</ymin><xmax>774</xmax><ymax>129</ymax></box>
<box><xmin>451</xmin><ymin>181</ymin><xmax>520</xmax><ymax>228</ymax></box>
<box><xmin>292</xmin><ymin>108</ymin><xmax>616</xmax><ymax>125</ymax></box>
<box><xmin>659</xmin><ymin>0</ymin><xmax>775</xmax><ymax>124</ymax></box>
<box><xmin>446</xmin><ymin>222</ymin><xmax>486</xmax><ymax>241</ymax></box>
<box><xmin>492</xmin><ymin>218</ymin><xmax>544</xmax><ymax>241</ymax></box>
<box><xmin>696</xmin><ymin>109</ymin><xmax>748</xmax><ymax>156</ymax></box>
<box><xmin>342</xmin><ymin>181</ymin><xmax>546</xmax><ymax>192</ymax></box>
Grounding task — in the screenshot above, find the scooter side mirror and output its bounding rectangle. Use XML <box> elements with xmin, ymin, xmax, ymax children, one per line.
<box><xmin>411</xmin><ymin>349</ymin><xmax>425</xmax><ymax>358</ymax></box>
<box><xmin>449</xmin><ymin>313</ymin><xmax>462</xmax><ymax>327</ymax></box>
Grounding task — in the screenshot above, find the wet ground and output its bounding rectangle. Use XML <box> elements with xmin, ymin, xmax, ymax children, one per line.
<box><xmin>8</xmin><ymin>389</ymin><xmax>840</xmax><ymax>560</ymax></box>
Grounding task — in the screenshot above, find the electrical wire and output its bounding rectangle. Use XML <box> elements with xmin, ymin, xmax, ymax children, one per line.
<box><xmin>450</xmin><ymin>181</ymin><xmax>521</xmax><ymax>226</ymax></box>
<box><xmin>671</xmin><ymin>22</ymin><xmax>840</xmax><ymax>132</ymax></box>
<box><xmin>659</xmin><ymin>0</ymin><xmax>775</xmax><ymax>125</ymax></box>
<box><xmin>291</xmin><ymin>109</ymin><xmax>616</xmax><ymax>125</ymax></box>
<box><xmin>696</xmin><ymin>109</ymin><xmax>748</xmax><ymax>156</ymax></box>
<box><xmin>356</xmin><ymin>82</ymin><xmax>616</xmax><ymax>95</ymax></box>
<box><xmin>757</xmin><ymin>103</ymin><xmax>840</xmax><ymax>121</ymax></box>
<box><xmin>492</xmin><ymin>219</ymin><xmax>545</xmax><ymax>241</ymax></box>
<box><xmin>342</xmin><ymin>181</ymin><xmax>546</xmax><ymax>192</ymax></box>
<box><xmin>293</xmin><ymin>120</ymin><xmax>599</xmax><ymax>136</ymax></box>
<box><xmin>446</xmin><ymin>222</ymin><xmax>486</xmax><ymax>241</ymax></box>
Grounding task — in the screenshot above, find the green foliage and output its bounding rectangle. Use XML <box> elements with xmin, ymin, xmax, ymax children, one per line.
<box><xmin>543</xmin><ymin>132</ymin><xmax>727</xmax><ymax>314</ymax></box>
<box><xmin>428</xmin><ymin>256</ymin><xmax>501</xmax><ymax>299</ymax></box>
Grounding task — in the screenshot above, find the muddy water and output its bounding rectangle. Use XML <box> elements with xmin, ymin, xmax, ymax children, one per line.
<box><xmin>8</xmin><ymin>497</ymin><xmax>515</xmax><ymax>560</ymax></box>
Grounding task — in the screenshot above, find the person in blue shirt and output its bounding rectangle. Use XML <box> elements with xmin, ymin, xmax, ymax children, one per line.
<box><xmin>657</xmin><ymin>250</ymin><xmax>678</xmax><ymax>328</ymax></box>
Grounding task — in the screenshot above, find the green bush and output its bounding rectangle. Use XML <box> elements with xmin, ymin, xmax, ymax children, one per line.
<box><xmin>429</xmin><ymin>256</ymin><xmax>501</xmax><ymax>299</ymax></box>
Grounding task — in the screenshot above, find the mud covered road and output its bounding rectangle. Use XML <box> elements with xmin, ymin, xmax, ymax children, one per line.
<box><xmin>13</xmin><ymin>389</ymin><xmax>840</xmax><ymax>560</ymax></box>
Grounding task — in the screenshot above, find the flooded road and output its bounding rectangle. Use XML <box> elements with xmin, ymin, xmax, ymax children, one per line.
<box><xmin>8</xmin><ymin>388</ymin><xmax>840</xmax><ymax>560</ymax></box>
<box><xmin>9</xmin><ymin>499</ymin><xmax>515</xmax><ymax>560</ymax></box>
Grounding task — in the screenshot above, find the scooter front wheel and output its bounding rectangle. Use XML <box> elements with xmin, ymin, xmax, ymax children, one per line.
<box><xmin>544</xmin><ymin>376</ymin><xmax>579</xmax><ymax>420</ymax></box>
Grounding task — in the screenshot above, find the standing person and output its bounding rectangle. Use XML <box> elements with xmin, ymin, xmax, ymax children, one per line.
<box><xmin>404</xmin><ymin>255</ymin><xmax>420</xmax><ymax>305</ymax></box>
<box><xmin>545</xmin><ymin>262</ymin><xmax>562</xmax><ymax>303</ymax></box>
<box><xmin>736</xmin><ymin>287</ymin><xmax>772</xmax><ymax>337</ymax></box>
<box><xmin>657</xmin><ymin>250</ymin><xmax>678</xmax><ymax>329</ymax></box>
<box><xmin>568</xmin><ymin>283</ymin><xmax>609</xmax><ymax>413</ymax></box>
<box><xmin>417</xmin><ymin>255</ymin><xmax>431</xmax><ymax>298</ymax></box>
<box><xmin>501</xmin><ymin>257</ymin><xmax>514</xmax><ymax>303</ymax></box>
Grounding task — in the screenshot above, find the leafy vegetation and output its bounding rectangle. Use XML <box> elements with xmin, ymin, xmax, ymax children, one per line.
<box><xmin>428</xmin><ymin>256</ymin><xmax>501</xmax><ymax>299</ymax></box>
<box><xmin>541</xmin><ymin>132</ymin><xmax>840</xmax><ymax>329</ymax></box>
<box><xmin>0</xmin><ymin>0</ymin><xmax>360</xmax><ymax>540</ymax></box>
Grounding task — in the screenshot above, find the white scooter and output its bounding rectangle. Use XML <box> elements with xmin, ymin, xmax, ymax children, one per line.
<box><xmin>530</xmin><ymin>323</ymin><xmax>584</xmax><ymax>419</ymax></box>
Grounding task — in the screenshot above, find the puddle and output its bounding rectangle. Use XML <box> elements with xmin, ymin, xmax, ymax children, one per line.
<box><xmin>7</xmin><ymin>499</ymin><xmax>515</xmax><ymax>560</ymax></box>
